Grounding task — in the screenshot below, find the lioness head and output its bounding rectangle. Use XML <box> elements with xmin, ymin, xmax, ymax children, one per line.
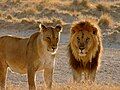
<box><xmin>39</xmin><ymin>24</ymin><xmax>62</xmax><ymax>53</ymax></box>
<box><xmin>70</xmin><ymin>21</ymin><xmax>100</xmax><ymax>57</ymax></box>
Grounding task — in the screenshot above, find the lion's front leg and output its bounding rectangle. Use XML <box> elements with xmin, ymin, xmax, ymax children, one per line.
<box><xmin>85</xmin><ymin>69</ymin><xmax>97</xmax><ymax>83</ymax></box>
<box><xmin>85</xmin><ymin>59</ymin><xmax>98</xmax><ymax>83</ymax></box>
<box><xmin>27</xmin><ymin>66</ymin><xmax>36</xmax><ymax>90</ymax></box>
<box><xmin>89</xmin><ymin>69</ymin><xmax>97</xmax><ymax>82</ymax></box>
<box><xmin>72</xmin><ymin>69</ymin><xmax>82</xmax><ymax>83</ymax></box>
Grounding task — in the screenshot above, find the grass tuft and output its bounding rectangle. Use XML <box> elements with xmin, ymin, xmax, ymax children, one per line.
<box><xmin>23</xmin><ymin>7</ymin><xmax>38</xmax><ymax>15</ymax></box>
<box><xmin>96</xmin><ymin>3</ymin><xmax>110</xmax><ymax>12</ymax></box>
<box><xmin>6</xmin><ymin>82</ymin><xmax>120</xmax><ymax>90</ymax></box>
<box><xmin>80</xmin><ymin>0</ymin><xmax>89</xmax><ymax>7</ymax></box>
<box><xmin>6</xmin><ymin>14</ymin><xmax>13</xmax><ymax>20</ymax></box>
<box><xmin>98</xmin><ymin>13</ymin><xmax>113</xmax><ymax>29</ymax></box>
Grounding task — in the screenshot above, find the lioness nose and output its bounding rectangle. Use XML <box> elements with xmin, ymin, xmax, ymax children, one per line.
<box><xmin>52</xmin><ymin>45</ymin><xmax>56</xmax><ymax>50</ymax></box>
<box><xmin>52</xmin><ymin>47</ymin><xmax>56</xmax><ymax>50</ymax></box>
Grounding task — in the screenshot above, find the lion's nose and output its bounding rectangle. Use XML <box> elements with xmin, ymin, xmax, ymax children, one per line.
<box><xmin>79</xmin><ymin>47</ymin><xmax>85</xmax><ymax>51</ymax></box>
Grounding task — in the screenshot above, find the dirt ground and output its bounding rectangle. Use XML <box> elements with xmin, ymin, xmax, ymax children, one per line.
<box><xmin>0</xmin><ymin>0</ymin><xmax>120</xmax><ymax>90</ymax></box>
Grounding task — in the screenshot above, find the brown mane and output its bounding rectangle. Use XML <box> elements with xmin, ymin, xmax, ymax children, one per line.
<box><xmin>71</xmin><ymin>21</ymin><xmax>98</xmax><ymax>34</ymax></box>
<box><xmin>68</xmin><ymin>44</ymin><xmax>101</xmax><ymax>72</ymax></box>
<box><xmin>68</xmin><ymin>21</ymin><xmax>103</xmax><ymax>82</ymax></box>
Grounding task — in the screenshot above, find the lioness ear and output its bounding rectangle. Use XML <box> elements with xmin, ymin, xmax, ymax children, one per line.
<box><xmin>55</xmin><ymin>24</ymin><xmax>62</xmax><ymax>32</ymax></box>
<box><xmin>39</xmin><ymin>24</ymin><xmax>47</xmax><ymax>32</ymax></box>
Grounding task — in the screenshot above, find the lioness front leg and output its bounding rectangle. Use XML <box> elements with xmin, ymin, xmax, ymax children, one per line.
<box><xmin>44</xmin><ymin>66</ymin><xmax>53</xmax><ymax>89</ymax></box>
<box><xmin>27</xmin><ymin>67</ymin><xmax>36</xmax><ymax>90</ymax></box>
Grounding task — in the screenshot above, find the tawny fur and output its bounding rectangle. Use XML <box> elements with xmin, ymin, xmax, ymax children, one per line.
<box><xmin>69</xmin><ymin>21</ymin><xmax>102</xmax><ymax>82</ymax></box>
<box><xmin>0</xmin><ymin>24</ymin><xmax>62</xmax><ymax>90</ymax></box>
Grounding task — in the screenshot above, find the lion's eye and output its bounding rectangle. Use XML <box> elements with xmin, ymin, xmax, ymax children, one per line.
<box><xmin>86</xmin><ymin>38</ymin><xmax>90</xmax><ymax>42</ymax></box>
<box><xmin>77</xmin><ymin>37</ymin><xmax>80</xmax><ymax>40</ymax></box>
<box><xmin>46</xmin><ymin>37</ymin><xmax>51</xmax><ymax>40</ymax></box>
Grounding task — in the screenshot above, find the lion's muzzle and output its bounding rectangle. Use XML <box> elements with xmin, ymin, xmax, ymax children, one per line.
<box><xmin>79</xmin><ymin>47</ymin><xmax>87</xmax><ymax>56</ymax></box>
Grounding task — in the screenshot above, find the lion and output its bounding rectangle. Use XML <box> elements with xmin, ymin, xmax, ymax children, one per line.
<box><xmin>68</xmin><ymin>21</ymin><xmax>102</xmax><ymax>83</ymax></box>
<box><xmin>0</xmin><ymin>24</ymin><xmax>62</xmax><ymax>90</ymax></box>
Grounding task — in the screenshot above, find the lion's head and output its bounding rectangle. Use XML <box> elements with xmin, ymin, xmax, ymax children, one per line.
<box><xmin>70</xmin><ymin>21</ymin><xmax>101</xmax><ymax>60</ymax></box>
<box><xmin>39</xmin><ymin>24</ymin><xmax>62</xmax><ymax>53</ymax></box>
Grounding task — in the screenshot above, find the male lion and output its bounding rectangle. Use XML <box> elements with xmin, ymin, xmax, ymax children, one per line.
<box><xmin>68</xmin><ymin>21</ymin><xmax>102</xmax><ymax>83</ymax></box>
<box><xmin>0</xmin><ymin>24</ymin><xmax>62</xmax><ymax>90</ymax></box>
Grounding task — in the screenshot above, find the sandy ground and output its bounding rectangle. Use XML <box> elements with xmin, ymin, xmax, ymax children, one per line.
<box><xmin>0</xmin><ymin>0</ymin><xmax>120</xmax><ymax>89</ymax></box>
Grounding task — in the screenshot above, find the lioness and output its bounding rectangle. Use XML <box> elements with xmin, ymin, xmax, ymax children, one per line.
<box><xmin>0</xmin><ymin>24</ymin><xmax>62</xmax><ymax>90</ymax></box>
<box><xmin>68</xmin><ymin>21</ymin><xmax>102</xmax><ymax>83</ymax></box>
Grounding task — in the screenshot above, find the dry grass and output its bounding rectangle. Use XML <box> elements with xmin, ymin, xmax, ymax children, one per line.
<box><xmin>72</xmin><ymin>0</ymin><xmax>91</xmax><ymax>9</ymax></box>
<box><xmin>0</xmin><ymin>12</ymin><xmax>2</xmax><ymax>17</ymax></box>
<box><xmin>96</xmin><ymin>3</ymin><xmax>110</xmax><ymax>12</ymax></box>
<box><xmin>36</xmin><ymin>3</ymin><xmax>44</xmax><ymax>11</ymax></box>
<box><xmin>20</xmin><ymin>18</ymin><xmax>39</xmax><ymax>30</ymax></box>
<box><xmin>37</xmin><ymin>17</ymin><xmax>53</xmax><ymax>26</ymax></box>
<box><xmin>23</xmin><ymin>7</ymin><xmax>38</xmax><ymax>15</ymax></box>
<box><xmin>115</xmin><ymin>26</ymin><xmax>120</xmax><ymax>32</ymax></box>
<box><xmin>6</xmin><ymin>83</ymin><xmax>120</xmax><ymax>90</ymax></box>
<box><xmin>21</xmin><ymin>18</ymin><xmax>35</xmax><ymax>24</ymax></box>
<box><xmin>80</xmin><ymin>0</ymin><xmax>89</xmax><ymax>7</ymax></box>
<box><xmin>36</xmin><ymin>17</ymin><xmax>64</xmax><ymax>27</ymax></box>
<box><xmin>6</xmin><ymin>0</ymin><xmax>21</xmax><ymax>4</ymax></box>
<box><xmin>0</xmin><ymin>9</ymin><xmax>4</xmax><ymax>17</ymax></box>
<box><xmin>6</xmin><ymin>14</ymin><xmax>13</xmax><ymax>20</ymax></box>
<box><xmin>98</xmin><ymin>13</ymin><xmax>113</xmax><ymax>28</ymax></box>
<box><xmin>13</xmin><ymin>0</ymin><xmax>21</xmax><ymax>3</ymax></box>
<box><xmin>51</xmin><ymin>17</ymin><xmax>63</xmax><ymax>25</ymax></box>
<box><xmin>38</xmin><ymin>0</ymin><xmax>62</xmax><ymax>9</ymax></box>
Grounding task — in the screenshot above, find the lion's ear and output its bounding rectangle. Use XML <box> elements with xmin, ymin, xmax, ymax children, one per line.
<box><xmin>55</xmin><ymin>24</ymin><xmax>62</xmax><ymax>32</ymax></box>
<box><xmin>39</xmin><ymin>24</ymin><xmax>47</xmax><ymax>32</ymax></box>
<box><xmin>71</xmin><ymin>29</ymin><xmax>75</xmax><ymax>34</ymax></box>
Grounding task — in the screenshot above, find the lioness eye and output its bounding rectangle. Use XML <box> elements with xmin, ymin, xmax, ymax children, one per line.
<box><xmin>56</xmin><ymin>37</ymin><xmax>58</xmax><ymax>40</ymax></box>
<box><xmin>46</xmin><ymin>37</ymin><xmax>50</xmax><ymax>40</ymax></box>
